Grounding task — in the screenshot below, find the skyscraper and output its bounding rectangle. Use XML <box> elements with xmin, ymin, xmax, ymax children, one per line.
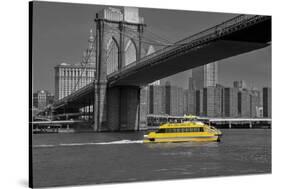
<box><xmin>249</xmin><ymin>90</ymin><xmax>261</xmax><ymax>118</ymax></box>
<box><xmin>148</xmin><ymin>85</ymin><xmax>166</xmax><ymax>115</ymax></box>
<box><xmin>190</xmin><ymin>62</ymin><xmax>218</xmax><ymax>90</ymax></box>
<box><xmin>54</xmin><ymin>30</ymin><xmax>96</xmax><ymax>100</ymax></box>
<box><xmin>233</xmin><ymin>80</ymin><xmax>247</xmax><ymax>90</ymax></box>
<box><xmin>223</xmin><ymin>87</ymin><xmax>238</xmax><ymax>117</ymax></box>
<box><xmin>183</xmin><ymin>89</ymin><xmax>196</xmax><ymax>115</ymax></box>
<box><xmin>202</xmin><ymin>86</ymin><xmax>223</xmax><ymax>117</ymax></box>
<box><xmin>263</xmin><ymin>87</ymin><xmax>272</xmax><ymax>118</ymax></box>
<box><xmin>238</xmin><ymin>90</ymin><xmax>251</xmax><ymax>117</ymax></box>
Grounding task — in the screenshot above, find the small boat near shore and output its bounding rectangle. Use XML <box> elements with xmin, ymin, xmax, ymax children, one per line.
<box><xmin>143</xmin><ymin>115</ymin><xmax>222</xmax><ymax>143</ymax></box>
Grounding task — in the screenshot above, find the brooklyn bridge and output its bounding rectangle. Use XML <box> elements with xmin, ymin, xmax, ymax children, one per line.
<box><xmin>44</xmin><ymin>7</ymin><xmax>271</xmax><ymax>132</ymax></box>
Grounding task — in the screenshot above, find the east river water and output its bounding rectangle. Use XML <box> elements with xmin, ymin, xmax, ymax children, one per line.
<box><xmin>32</xmin><ymin>129</ymin><xmax>271</xmax><ymax>188</ymax></box>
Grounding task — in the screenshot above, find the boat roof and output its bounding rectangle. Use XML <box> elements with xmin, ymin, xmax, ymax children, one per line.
<box><xmin>159</xmin><ymin>121</ymin><xmax>206</xmax><ymax>129</ymax></box>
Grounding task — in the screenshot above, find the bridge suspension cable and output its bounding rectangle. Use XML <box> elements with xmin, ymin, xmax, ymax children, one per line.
<box><xmin>105</xmin><ymin>28</ymin><xmax>172</xmax><ymax>47</ymax></box>
<box><xmin>123</xmin><ymin>25</ymin><xmax>173</xmax><ymax>45</ymax></box>
<box><xmin>71</xmin><ymin>30</ymin><xmax>96</xmax><ymax>93</ymax></box>
<box><xmin>104</xmin><ymin>23</ymin><xmax>174</xmax><ymax>46</ymax></box>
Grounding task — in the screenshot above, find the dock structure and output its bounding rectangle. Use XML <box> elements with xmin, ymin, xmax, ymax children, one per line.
<box><xmin>31</xmin><ymin>120</ymin><xmax>91</xmax><ymax>133</ymax></box>
<box><xmin>146</xmin><ymin>114</ymin><xmax>271</xmax><ymax>129</ymax></box>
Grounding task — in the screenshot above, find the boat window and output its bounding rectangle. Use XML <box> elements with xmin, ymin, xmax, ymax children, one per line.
<box><xmin>166</xmin><ymin>128</ymin><xmax>172</xmax><ymax>133</ymax></box>
<box><xmin>157</xmin><ymin>129</ymin><xmax>165</xmax><ymax>133</ymax></box>
<box><xmin>158</xmin><ymin>127</ymin><xmax>205</xmax><ymax>133</ymax></box>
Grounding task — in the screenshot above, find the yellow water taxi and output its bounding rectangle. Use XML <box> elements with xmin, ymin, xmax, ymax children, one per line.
<box><xmin>143</xmin><ymin>115</ymin><xmax>222</xmax><ymax>143</ymax></box>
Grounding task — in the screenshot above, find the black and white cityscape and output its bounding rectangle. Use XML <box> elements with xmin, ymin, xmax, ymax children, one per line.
<box><xmin>30</xmin><ymin>1</ymin><xmax>272</xmax><ymax>188</ymax></box>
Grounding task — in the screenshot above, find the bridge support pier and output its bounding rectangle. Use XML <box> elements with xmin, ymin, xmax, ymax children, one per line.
<box><xmin>107</xmin><ymin>86</ymin><xmax>140</xmax><ymax>131</ymax></box>
<box><xmin>93</xmin><ymin>14</ymin><xmax>144</xmax><ymax>131</ymax></box>
<box><xmin>93</xmin><ymin>82</ymin><xmax>108</xmax><ymax>131</ymax></box>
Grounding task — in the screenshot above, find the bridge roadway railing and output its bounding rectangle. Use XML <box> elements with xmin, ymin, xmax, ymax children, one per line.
<box><xmin>107</xmin><ymin>14</ymin><xmax>269</xmax><ymax>80</ymax></box>
<box><xmin>53</xmin><ymin>81</ymin><xmax>96</xmax><ymax>109</ymax></box>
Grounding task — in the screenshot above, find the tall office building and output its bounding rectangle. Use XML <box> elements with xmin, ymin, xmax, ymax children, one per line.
<box><xmin>148</xmin><ymin>85</ymin><xmax>166</xmax><ymax>115</ymax></box>
<box><xmin>169</xmin><ymin>86</ymin><xmax>184</xmax><ymax>116</ymax></box>
<box><xmin>233</xmin><ymin>80</ymin><xmax>247</xmax><ymax>90</ymax></box>
<box><xmin>190</xmin><ymin>62</ymin><xmax>218</xmax><ymax>90</ymax></box>
<box><xmin>54</xmin><ymin>63</ymin><xmax>96</xmax><ymax>100</ymax></box>
<box><xmin>263</xmin><ymin>87</ymin><xmax>272</xmax><ymax>118</ymax></box>
<box><xmin>164</xmin><ymin>82</ymin><xmax>184</xmax><ymax>116</ymax></box>
<box><xmin>183</xmin><ymin>89</ymin><xmax>196</xmax><ymax>115</ymax></box>
<box><xmin>54</xmin><ymin>30</ymin><xmax>96</xmax><ymax>100</ymax></box>
<box><xmin>222</xmin><ymin>87</ymin><xmax>238</xmax><ymax>117</ymax></box>
<box><xmin>195</xmin><ymin>90</ymin><xmax>201</xmax><ymax>116</ymax></box>
<box><xmin>249</xmin><ymin>90</ymin><xmax>261</xmax><ymax>118</ymax></box>
<box><xmin>238</xmin><ymin>90</ymin><xmax>251</xmax><ymax>117</ymax></box>
<box><xmin>188</xmin><ymin>77</ymin><xmax>196</xmax><ymax>90</ymax></box>
<box><xmin>147</xmin><ymin>83</ymin><xmax>185</xmax><ymax>116</ymax></box>
<box><xmin>202</xmin><ymin>86</ymin><xmax>223</xmax><ymax>117</ymax></box>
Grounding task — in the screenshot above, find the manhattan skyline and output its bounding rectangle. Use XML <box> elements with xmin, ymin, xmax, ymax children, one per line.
<box><xmin>32</xmin><ymin>2</ymin><xmax>271</xmax><ymax>94</ymax></box>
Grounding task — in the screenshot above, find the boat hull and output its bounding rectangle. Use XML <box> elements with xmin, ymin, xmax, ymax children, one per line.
<box><xmin>143</xmin><ymin>135</ymin><xmax>220</xmax><ymax>143</ymax></box>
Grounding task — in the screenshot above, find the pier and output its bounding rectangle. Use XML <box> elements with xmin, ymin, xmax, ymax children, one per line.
<box><xmin>146</xmin><ymin>114</ymin><xmax>271</xmax><ymax>129</ymax></box>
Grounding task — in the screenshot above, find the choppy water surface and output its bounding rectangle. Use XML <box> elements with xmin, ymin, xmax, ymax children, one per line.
<box><xmin>32</xmin><ymin>129</ymin><xmax>271</xmax><ymax>187</ymax></box>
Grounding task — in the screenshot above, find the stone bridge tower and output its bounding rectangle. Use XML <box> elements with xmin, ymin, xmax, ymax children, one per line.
<box><xmin>94</xmin><ymin>7</ymin><xmax>145</xmax><ymax>131</ymax></box>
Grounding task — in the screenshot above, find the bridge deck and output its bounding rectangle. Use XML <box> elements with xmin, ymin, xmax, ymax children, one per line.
<box><xmin>52</xmin><ymin>14</ymin><xmax>271</xmax><ymax>110</ymax></box>
<box><xmin>108</xmin><ymin>15</ymin><xmax>270</xmax><ymax>86</ymax></box>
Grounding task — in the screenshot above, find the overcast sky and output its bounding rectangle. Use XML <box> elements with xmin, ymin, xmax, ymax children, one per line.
<box><xmin>32</xmin><ymin>1</ymin><xmax>271</xmax><ymax>94</ymax></box>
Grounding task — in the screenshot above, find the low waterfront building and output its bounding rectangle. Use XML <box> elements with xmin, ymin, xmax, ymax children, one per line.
<box><xmin>33</xmin><ymin>90</ymin><xmax>54</xmax><ymax>111</ymax></box>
